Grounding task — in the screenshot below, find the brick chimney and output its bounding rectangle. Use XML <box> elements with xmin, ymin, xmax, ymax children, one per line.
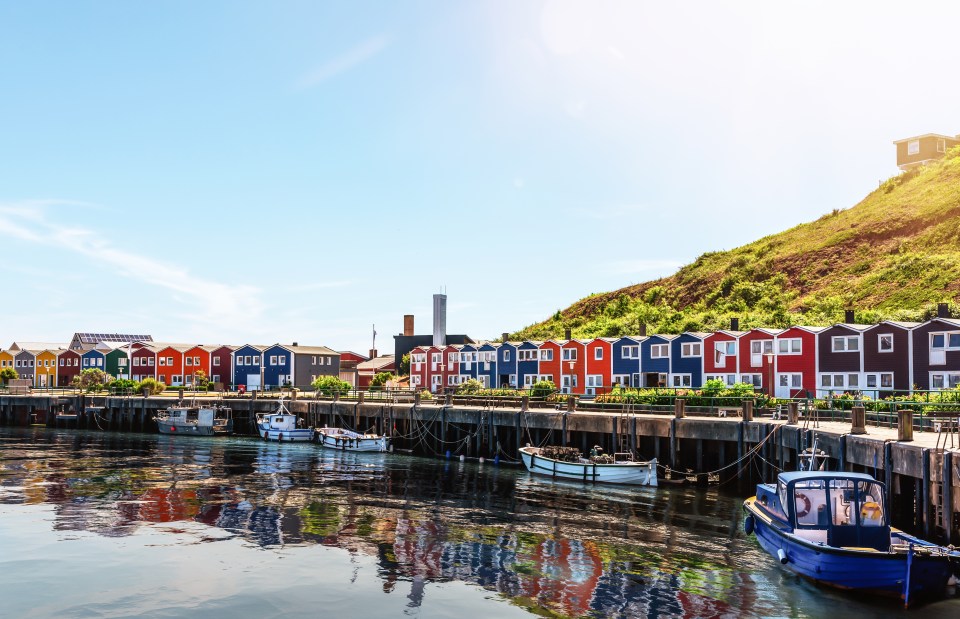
<box><xmin>502</xmin><ymin>332</ymin><xmax>510</xmax><ymax>342</ymax></box>
<box><xmin>564</xmin><ymin>328</ymin><xmax>572</xmax><ymax>340</ymax></box>
<box><xmin>639</xmin><ymin>323</ymin><xmax>647</xmax><ymax>337</ymax></box>
<box><xmin>403</xmin><ymin>315</ymin><xmax>415</xmax><ymax>336</ymax></box>
<box><xmin>369</xmin><ymin>349</ymin><xmax>377</xmax><ymax>359</ymax></box>
<box><xmin>844</xmin><ymin>309</ymin><xmax>855</xmax><ymax>324</ymax></box>
<box><xmin>938</xmin><ymin>303</ymin><xmax>950</xmax><ymax>319</ymax></box>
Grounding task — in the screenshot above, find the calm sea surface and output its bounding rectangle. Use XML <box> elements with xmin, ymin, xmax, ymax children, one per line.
<box><xmin>1</xmin><ymin>427</ymin><xmax>958</xmax><ymax>619</ymax></box>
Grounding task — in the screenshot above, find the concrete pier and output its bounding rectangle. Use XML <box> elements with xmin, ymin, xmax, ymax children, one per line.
<box><xmin>1</xmin><ymin>393</ymin><xmax>957</xmax><ymax>543</ymax></box>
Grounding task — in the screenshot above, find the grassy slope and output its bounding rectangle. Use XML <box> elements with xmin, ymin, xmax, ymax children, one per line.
<box><xmin>514</xmin><ymin>148</ymin><xmax>960</xmax><ymax>340</ymax></box>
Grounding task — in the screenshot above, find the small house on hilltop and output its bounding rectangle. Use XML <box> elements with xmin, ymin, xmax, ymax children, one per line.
<box><xmin>893</xmin><ymin>132</ymin><xmax>960</xmax><ymax>171</ymax></box>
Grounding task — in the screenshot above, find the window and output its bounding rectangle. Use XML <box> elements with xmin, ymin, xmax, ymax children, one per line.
<box><xmin>650</xmin><ymin>344</ymin><xmax>669</xmax><ymax>358</ymax></box>
<box><xmin>931</xmin><ymin>373</ymin><xmax>960</xmax><ymax>390</ymax></box>
<box><xmin>562</xmin><ymin>348</ymin><xmax>577</xmax><ymax>361</ymax></box>
<box><xmin>878</xmin><ymin>334</ymin><xmax>894</xmax><ymax>352</ymax></box>
<box><xmin>312</xmin><ymin>356</ymin><xmax>317</xmax><ymax>365</ymax></box>
<box><xmin>778</xmin><ymin>338</ymin><xmax>802</xmax><ymax>354</ymax></box>
<box><xmin>448</xmin><ymin>352</ymin><xmax>457</xmax><ymax>365</ymax></box>
<box><xmin>148</xmin><ymin>358</ymin><xmax>155</xmax><ymax>366</ymax></box>
<box><xmin>519</xmin><ymin>350</ymin><xmax>539</xmax><ymax>362</ymax></box>
<box><xmin>831</xmin><ymin>336</ymin><xmax>859</xmax><ymax>352</ymax></box>
<box><xmin>586</xmin><ymin>375</ymin><xmax>603</xmax><ymax>387</ymax></box>
<box><xmin>503</xmin><ymin>350</ymin><xmax>511</xmax><ymax>362</ymax></box>
<box><xmin>714</xmin><ymin>341</ymin><xmax>736</xmax><ymax>364</ymax></box>
<box><xmin>59</xmin><ymin>359</ymin><xmax>64</xmax><ymax>366</ymax></box>
<box><xmin>243</xmin><ymin>355</ymin><xmax>251</xmax><ymax>365</ymax></box>
<box><xmin>165</xmin><ymin>357</ymin><xmax>172</xmax><ymax>366</ymax></box>
<box><xmin>213</xmin><ymin>357</ymin><xmax>220</xmax><ymax>366</ymax></box>
<box><xmin>594</xmin><ymin>347</ymin><xmax>603</xmax><ymax>360</ymax></box>
<box><xmin>907</xmin><ymin>139</ymin><xmax>919</xmax><ymax>155</ymax></box>
<box><xmin>156</xmin><ymin>356</ymin><xmax>164</xmax><ymax>366</ymax></box>
<box><xmin>509</xmin><ymin>374</ymin><xmax>517</xmax><ymax>387</ymax></box>
<box><xmin>937</xmin><ymin>138</ymin><xmax>946</xmax><ymax>153</ymax></box>
<box><xmin>681</xmin><ymin>342</ymin><xmax>701</xmax><ymax>357</ymax></box>
<box><xmin>866</xmin><ymin>373</ymin><xmax>894</xmax><ymax>389</ymax></box>
<box><xmin>621</xmin><ymin>345</ymin><xmax>640</xmax><ymax>359</ymax></box>
<box><xmin>432</xmin><ymin>353</ymin><xmax>441</xmax><ymax>364</ymax></box>
<box><xmin>539</xmin><ymin>349</ymin><xmax>553</xmax><ymax>361</ymax></box>
<box><xmin>750</xmin><ymin>339</ymin><xmax>774</xmax><ymax>366</ymax></box>
<box><xmin>185</xmin><ymin>357</ymin><xmax>193</xmax><ymax>366</ymax></box>
<box><xmin>269</xmin><ymin>355</ymin><xmax>277</xmax><ymax>365</ymax></box>
<box><xmin>671</xmin><ymin>374</ymin><xmax>692</xmax><ymax>387</ymax></box>
<box><xmin>98</xmin><ymin>358</ymin><xmax>103</xmax><ymax>367</ymax></box>
<box><xmin>118</xmin><ymin>358</ymin><xmax>127</xmax><ymax>367</ymax></box>
<box><xmin>253</xmin><ymin>356</ymin><xmax>260</xmax><ymax>365</ymax></box>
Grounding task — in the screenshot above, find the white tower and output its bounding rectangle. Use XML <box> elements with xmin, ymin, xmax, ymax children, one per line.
<box><xmin>433</xmin><ymin>292</ymin><xmax>447</xmax><ymax>347</ymax></box>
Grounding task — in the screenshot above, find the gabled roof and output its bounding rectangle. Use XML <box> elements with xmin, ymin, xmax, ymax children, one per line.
<box><xmin>357</xmin><ymin>355</ymin><xmax>396</xmax><ymax>372</ymax></box>
<box><xmin>867</xmin><ymin>320</ymin><xmax>922</xmax><ymax>331</ymax></box>
<box><xmin>708</xmin><ymin>330</ymin><xmax>747</xmax><ymax>338</ymax></box>
<box><xmin>9</xmin><ymin>342</ymin><xmax>67</xmax><ymax>352</ymax></box>
<box><xmin>826</xmin><ymin>323</ymin><xmax>872</xmax><ymax>332</ymax></box>
<box><xmin>783</xmin><ymin>325</ymin><xmax>829</xmax><ymax>334</ymax></box>
<box><xmin>72</xmin><ymin>332</ymin><xmax>152</xmax><ymax>345</ymax></box>
<box><xmin>892</xmin><ymin>133</ymin><xmax>958</xmax><ymax>144</ymax></box>
<box><xmin>925</xmin><ymin>317</ymin><xmax>960</xmax><ymax>329</ymax></box>
<box><xmin>745</xmin><ymin>328</ymin><xmax>783</xmax><ymax>337</ymax></box>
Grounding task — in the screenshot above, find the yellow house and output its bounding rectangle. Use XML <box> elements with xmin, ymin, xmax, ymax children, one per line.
<box><xmin>0</xmin><ymin>350</ymin><xmax>13</xmax><ymax>375</ymax></box>
<box><xmin>35</xmin><ymin>349</ymin><xmax>59</xmax><ymax>388</ymax></box>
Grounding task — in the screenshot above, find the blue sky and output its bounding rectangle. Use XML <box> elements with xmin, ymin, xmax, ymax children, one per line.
<box><xmin>2</xmin><ymin>1</ymin><xmax>959</xmax><ymax>353</ymax></box>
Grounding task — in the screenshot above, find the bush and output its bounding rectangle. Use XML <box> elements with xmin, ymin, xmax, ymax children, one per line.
<box><xmin>529</xmin><ymin>380</ymin><xmax>556</xmax><ymax>398</ymax></box>
<box><xmin>0</xmin><ymin>367</ymin><xmax>17</xmax><ymax>384</ymax></box>
<box><xmin>455</xmin><ymin>379</ymin><xmax>485</xmax><ymax>395</ymax></box>
<box><xmin>370</xmin><ymin>372</ymin><xmax>394</xmax><ymax>389</ymax></box>
<box><xmin>419</xmin><ymin>389</ymin><xmax>433</xmax><ymax>400</ymax></box>
<box><xmin>139</xmin><ymin>377</ymin><xmax>166</xmax><ymax>395</ymax></box>
<box><xmin>312</xmin><ymin>375</ymin><xmax>352</xmax><ymax>397</ymax></box>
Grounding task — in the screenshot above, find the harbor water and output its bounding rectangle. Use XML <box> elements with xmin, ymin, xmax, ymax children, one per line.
<box><xmin>1</xmin><ymin>427</ymin><xmax>958</xmax><ymax>618</ymax></box>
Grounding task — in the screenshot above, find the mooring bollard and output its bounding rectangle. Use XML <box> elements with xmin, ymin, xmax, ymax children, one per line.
<box><xmin>567</xmin><ymin>396</ymin><xmax>576</xmax><ymax>413</ymax></box>
<box><xmin>787</xmin><ymin>402</ymin><xmax>799</xmax><ymax>425</ymax></box>
<box><xmin>358</xmin><ymin>391</ymin><xmax>365</xmax><ymax>404</ymax></box>
<box><xmin>674</xmin><ymin>398</ymin><xmax>685</xmax><ymax>419</ymax></box>
<box><xmin>742</xmin><ymin>399</ymin><xmax>753</xmax><ymax>422</ymax></box>
<box><xmin>444</xmin><ymin>393</ymin><xmax>453</xmax><ymax>407</ymax></box>
<box><xmin>851</xmin><ymin>405</ymin><xmax>867</xmax><ymax>435</ymax></box>
<box><xmin>414</xmin><ymin>391</ymin><xmax>421</xmax><ymax>406</ymax></box>
<box><xmin>898</xmin><ymin>409</ymin><xmax>914</xmax><ymax>441</ymax></box>
<box><xmin>333</xmin><ymin>391</ymin><xmax>341</xmax><ymax>402</ymax></box>
<box><xmin>521</xmin><ymin>395</ymin><xmax>529</xmax><ymax>411</ymax></box>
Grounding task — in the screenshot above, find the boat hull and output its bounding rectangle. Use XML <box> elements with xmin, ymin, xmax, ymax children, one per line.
<box><xmin>519</xmin><ymin>447</ymin><xmax>657</xmax><ymax>486</ymax></box>
<box><xmin>316</xmin><ymin>429</ymin><xmax>389</xmax><ymax>452</ymax></box>
<box><xmin>158</xmin><ymin>422</ymin><xmax>218</xmax><ymax>436</ymax></box>
<box><xmin>257</xmin><ymin>424</ymin><xmax>314</xmax><ymax>442</ymax></box>
<box><xmin>744</xmin><ymin>499</ymin><xmax>955</xmax><ymax>601</ymax></box>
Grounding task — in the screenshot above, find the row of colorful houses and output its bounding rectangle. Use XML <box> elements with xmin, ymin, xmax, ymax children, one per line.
<box><xmin>0</xmin><ymin>337</ymin><xmax>342</xmax><ymax>390</ymax></box>
<box><xmin>409</xmin><ymin>316</ymin><xmax>960</xmax><ymax>398</ymax></box>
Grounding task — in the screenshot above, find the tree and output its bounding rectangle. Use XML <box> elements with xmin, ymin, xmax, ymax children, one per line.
<box><xmin>79</xmin><ymin>368</ymin><xmax>108</xmax><ymax>392</ymax></box>
<box><xmin>0</xmin><ymin>367</ymin><xmax>17</xmax><ymax>384</ymax></box>
<box><xmin>194</xmin><ymin>370</ymin><xmax>209</xmax><ymax>389</ymax></box>
<box><xmin>398</xmin><ymin>354</ymin><xmax>410</xmax><ymax>376</ymax></box>
<box><xmin>312</xmin><ymin>375</ymin><xmax>352</xmax><ymax>397</ymax></box>
<box><xmin>370</xmin><ymin>372</ymin><xmax>394</xmax><ymax>389</ymax></box>
<box><xmin>139</xmin><ymin>377</ymin><xmax>166</xmax><ymax>395</ymax></box>
<box><xmin>455</xmin><ymin>379</ymin><xmax>484</xmax><ymax>395</ymax></box>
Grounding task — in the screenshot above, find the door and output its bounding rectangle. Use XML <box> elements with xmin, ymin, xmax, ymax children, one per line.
<box><xmin>776</xmin><ymin>373</ymin><xmax>803</xmax><ymax>399</ymax></box>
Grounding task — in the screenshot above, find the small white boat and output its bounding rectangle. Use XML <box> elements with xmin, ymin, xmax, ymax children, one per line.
<box><xmin>155</xmin><ymin>404</ymin><xmax>233</xmax><ymax>436</ymax></box>
<box><xmin>315</xmin><ymin>427</ymin><xmax>390</xmax><ymax>452</ymax></box>
<box><xmin>256</xmin><ymin>398</ymin><xmax>313</xmax><ymax>442</ymax></box>
<box><xmin>519</xmin><ymin>446</ymin><xmax>657</xmax><ymax>486</ymax></box>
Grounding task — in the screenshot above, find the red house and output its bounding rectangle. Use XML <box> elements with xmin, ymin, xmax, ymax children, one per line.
<box><xmin>738</xmin><ymin>328</ymin><xmax>782</xmax><ymax>393</ymax></box>
<box><xmin>209</xmin><ymin>345</ymin><xmax>234</xmax><ymax>388</ymax></box>
<box><xmin>182</xmin><ymin>345</ymin><xmax>212</xmax><ymax>387</ymax></box>
<box><xmin>131</xmin><ymin>345</ymin><xmax>157</xmax><ymax>381</ymax></box>
<box><xmin>560</xmin><ymin>339</ymin><xmax>586</xmax><ymax>394</ymax></box>
<box><xmin>704</xmin><ymin>330</ymin><xmax>745</xmax><ymax>386</ymax></box>
<box><xmin>585</xmin><ymin>338</ymin><xmax>613</xmax><ymax>395</ymax></box>
<box><xmin>538</xmin><ymin>341</ymin><xmax>562</xmax><ymax>391</ymax></box>
<box><xmin>408</xmin><ymin>346</ymin><xmax>429</xmax><ymax>391</ymax></box>
<box><xmin>773</xmin><ymin>326</ymin><xmax>825</xmax><ymax>399</ymax></box>
<box><xmin>443</xmin><ymin>345</ymin><xmax>461</xmax><ymax>390</ymax></box>
<box><xmin>57</xmin><ymin>349</ymin><xmax>82</xmax><ymax>387</ymax></box>
<box><xmin>154</xmin><ymin>345</ymin><xmax>187</xmax><ymax>386</ymax></box>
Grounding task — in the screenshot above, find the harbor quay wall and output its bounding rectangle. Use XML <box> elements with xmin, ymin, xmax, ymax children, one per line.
<box><xmin>0</xmin><ymin>393</ymin><xmax>957</xmax><ymax>543</ymax></box>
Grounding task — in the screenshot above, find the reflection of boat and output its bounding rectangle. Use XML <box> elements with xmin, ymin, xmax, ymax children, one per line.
<box><xmin>154</xmin><ymin>404</ymin><xmax>233</xmax><ymax>436</ymax></box>
<box><xmin>255</xmin><ymin>398</ymin><xmax>312</xmax><ymax>442</ymax></box>
<box><xmin>315</xmin><ymin>427</ymin><xmax>390</xmax><ymax>452</ymax></box>
<box><xmin>519</xmin><ymin>446</ymin><xmax>657</xmax><ymax>486</ymax></box>
<box><xmin>743</xmin><ymin>470</ymin><xmax>960</xmax><ymax>607</ymax></box>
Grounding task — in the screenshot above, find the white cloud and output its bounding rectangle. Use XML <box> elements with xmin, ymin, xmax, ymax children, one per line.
<box><xmin>296</xmin><ymin>35</ymin><xmax>391</xmax><ymax>90</ymax></box>
<box><xmin>0</xmin><ymin>201</ymin><xmax>266</xmax><ymax>334</ymax></box>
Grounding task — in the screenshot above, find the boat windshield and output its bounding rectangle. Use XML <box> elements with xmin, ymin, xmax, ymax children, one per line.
<box><xmin>793</xmin><ymin>479</ymin><xmax>828</xmax><ymax>527</ymax></box>
<box><xmin>828</xmin><ymin>479</ymin><xmax>857</xmax><ymax>527</ymax></box>
<box><xmin>857</xmin><ymin>480</ymin><xmax>885</xmax><ymax>526</ymax></box>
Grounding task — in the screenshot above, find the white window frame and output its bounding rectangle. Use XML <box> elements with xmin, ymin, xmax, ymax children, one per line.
<box><xmin>778</xmin><ymin>338</ymin><xmax>802</xmax><ymax>355</ymax></box>
<box><xmin>937</xmin><ymin>138</ymin><xmax>946</xmax><ymax>153</ymax></box>
<box><xmin>594</xmin><ymin>347</ymin><xmax>603</xmax><ymax>360</ymax></box>
<box><xmin>907</xmin><ymin>139</ymin><xmax>920</xmax><ymax>155</ymax></box>
<box><xmin>877</xmin><ymin>334</ymin><xmax>894</xmax><ymax>353</ymax></box>
<box><xmin>930</xmin><ymin>372</ymin><xmax>960</xmax><ymax>390</ymax></box>
<box><xmin>539</xmin><ymin>349</ymin><xmax>553</xmax><ymax>361</ymax></box>
<box><xmin>831</xmin><ymin>336</ymin><xmax>859</xmax><ymax>352</ymax></box>
<box><xmin>562</xmin><ymin>348</ymin><xmax>577</xmax><ymax>361</ymax></box>
<box><xmin>503</xmin><ymin>350</ymin><xmax>511</xmax><ymax>362</ymax></box>
<box><xmin>650</xmin><ymin>344</ymin><xmax>669</xmax><ymax>359</ymax></box>
<box><xmin>671</xmin><ymin>374</ymin><xmax>692</xmax><ymax>388</ymax></box>
<box><xmin>681</xmin><ymin>342</ymin><xmax>701</xmax><ymax>357</ymax></box>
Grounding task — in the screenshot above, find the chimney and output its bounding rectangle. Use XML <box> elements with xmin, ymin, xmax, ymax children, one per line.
<box><xmin>844</xmin><ymin>309</ymin><xmax>855</xmax><ymax>324</ymax></box>
<box><xmin>639</xmin><ymin>324</ymin><xmax>647</xmax><ymax>337</ymax></box>
<box><xmin>938</xmin><ymin>303</ymin><xmax>950</xmax><ymax>319</ymax></box>
<box><xmin>369</xmin><ymin>349</ymin><xmax>377</xmax><ymax>359</ymax></box>
<box><xmin>403</xmin><ymin>315</ymin><xmax>415</xmax><ymax>337</ymax></box>
<box><xmin>730</xmin><ymin>317</ymin><xmax>739</xmax><ymax>332</ymax></box>
<box><xmin>564</xmin><ymin>328</ymin><xmax>572</xmax><ymax>340</ymax></box>
<box><xmin>292</xmin><ymin>341</ymin><xmax>298</xmax><ymax>347</ymax></box>
<box><xmin>433</xmin><ymin>293</ymin><xmax>447</xmax><ymax>347</ymax></box>
<box><xmin>502</xmin><ymin>332</ymin><xmax>510</xmax><ymax>342</ymax></box>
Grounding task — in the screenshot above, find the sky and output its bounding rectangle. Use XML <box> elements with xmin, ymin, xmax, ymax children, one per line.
<box><xmin>2</xmin><ymin>1</ymin><xmax>960</xmax><ymax>353</ymax></box>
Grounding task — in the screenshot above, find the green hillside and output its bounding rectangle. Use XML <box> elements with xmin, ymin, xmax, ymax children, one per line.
<box><xmin>514</xmin><ymin>147</ymin><xmax>960</xmax><ymax>340</ymax></box>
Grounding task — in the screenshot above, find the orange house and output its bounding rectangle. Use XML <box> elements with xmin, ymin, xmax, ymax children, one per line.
<box><xmin>182</xmin><ymin>345</ymin><xmax>213</xmax><ymax>386</ymax></box>
<box><xmin>154</xmin><ymin>345</ymin><xmax>187</xmax><ymax>386</ymax></box>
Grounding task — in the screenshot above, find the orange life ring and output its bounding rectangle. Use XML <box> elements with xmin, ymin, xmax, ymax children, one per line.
<box><xmin>795</xmin><ymin>493</ymin><xmax>811</xmax><ymax>518</ymax></box>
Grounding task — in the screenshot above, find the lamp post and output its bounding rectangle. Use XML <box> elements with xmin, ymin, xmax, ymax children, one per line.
<box><xmin>568</xmin><ymin>360</ymin><xmax>576</xmax><ymax>394</ymax></box>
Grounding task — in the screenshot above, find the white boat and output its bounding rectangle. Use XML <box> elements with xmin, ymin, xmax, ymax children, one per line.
<box><xmin>155</xmin><ymin>404</ymin><xmax>233</xmax><ymax>436</ymax></box>
<box><xmin>519</xmin><ymin>446</ymin><xmax>658</xmax><ymax>486</ymax></box>
<box><xmin>255</xmin><ymin>398</ymin><xmax>313</xmax><ymax>442</ymax></box>
<box><xmin>315</xmin><ymin>427</ymin><xmax>390</xmax><ymax>452</ymax></box>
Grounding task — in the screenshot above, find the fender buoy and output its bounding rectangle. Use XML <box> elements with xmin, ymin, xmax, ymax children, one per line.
<box><xmin>744</xmin><ymin>515</ymin><xmax>755</xmax><ymax>535</ymax></box>
<box><xmin>278</xmin><ymin>432</ymin><xmax>283</xmax><ymax>442</ymax></box>
<box><xmin>170</xmin><ymin>426</ymin><xmax>176</xmax><ymax>432</ymax></box>
<box><xmin>795</xmin><ymin>493</ymin><xmax>811</xmax><ymax>518</ymax></box>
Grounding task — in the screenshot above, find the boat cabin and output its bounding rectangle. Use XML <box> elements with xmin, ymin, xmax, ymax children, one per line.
<box><xmin>757</xmin><ymin>471</ymin><xmax>889</xmax><ymax>550</ymax></box>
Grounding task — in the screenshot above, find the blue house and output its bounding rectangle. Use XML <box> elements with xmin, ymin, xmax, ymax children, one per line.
<box><xmin>232</xmin><ymin>345</ymin><xmax>265</xmax><ymax>391</ymax></box>
<box><xmin>497</xmin><ymin>342</ymin><xmax>517</xmax><ymax>388</ymax></box>
<box><xmin>612</xmin><ymin>336</ymin><xmax>645</xmax><ymax>387</ymax></box>
<box><xmin>477</xmin><ymin>342</ymin><xmax>499</xmax><ymax>388</ymax></box>
<box><xmin>262</xmin><ymin>344</ymin><xmax>294</xmax><ymax>388</ymax></box>
<box><xmin>81</xmin><ymin>349</ymin><xmax>106</xmax><ymax>371</ymax></box>
<box><xmin>640</xmin><ymin>335</ymin><xmax>675</xmax><ymax>387</ymax></box>
<box><xmin>670</xmin><ymin>332</ymin><xmax>707</xmax><ymax>389</ymax></box>
<box><xmin>517</xmin><ymin>341</ymin><xmax>542</xmax><ymax>389</ymax></box>
<box><xmin>457</xmin><ymin>344</ymin><xmax>479</xmax><ymax>382</ymax></box>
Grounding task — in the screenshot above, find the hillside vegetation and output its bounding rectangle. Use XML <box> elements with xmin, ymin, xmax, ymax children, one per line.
<box><xmin>514</xmin><ymin>147</ymin><xmax>960</xmax><ymax>340</ymax></box>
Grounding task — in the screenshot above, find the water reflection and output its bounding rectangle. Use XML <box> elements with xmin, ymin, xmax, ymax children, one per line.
<box><xmin>0</xmin><ymin>428</ymin><xmax>956</xmax><ymax>618</ymax></box>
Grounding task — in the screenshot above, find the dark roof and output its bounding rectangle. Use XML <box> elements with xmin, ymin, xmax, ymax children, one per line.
<box><xmin>74</xmin><ymin>333</ymin><xmax>152</xmax><ymax>344</ymax></box>
<box><xmin>779</xmin><ymin>471</ymin><xmax>879</xmax><ymax>484</ymax></box>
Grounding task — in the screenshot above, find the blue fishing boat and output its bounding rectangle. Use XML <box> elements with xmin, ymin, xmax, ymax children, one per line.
<box><xmin>255</xmin><ymin>398</ymin><xmax>313</xmax><ymax>442</ymax></box>
<box><xmin>743</xmin><ymin>470</ymin><xmax>960</xmax><ymax>607</ymax></box>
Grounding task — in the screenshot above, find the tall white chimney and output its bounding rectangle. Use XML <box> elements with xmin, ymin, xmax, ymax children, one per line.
<box><xmin>433</xmin><ymin>293</ymin><xmax>447</xmax><ymax>347</ymax></box>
